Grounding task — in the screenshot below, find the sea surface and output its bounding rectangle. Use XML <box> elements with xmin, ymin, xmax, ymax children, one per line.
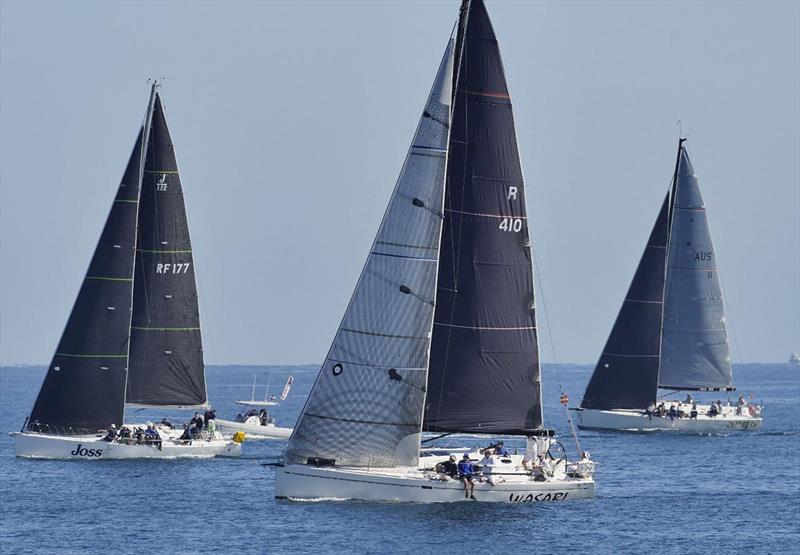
<box><xmin>0</xmin><ymin>363</ymin><xmax>798</xmax><ymax>554</ymax></box>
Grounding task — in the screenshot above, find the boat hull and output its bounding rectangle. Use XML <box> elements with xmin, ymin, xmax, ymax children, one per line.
<box><xmin>215</xmin><ymin>418</ymin><xmax>292</xmax><ymax>440</ymax></box>
<box><xmin>12</xmin><ymin>431</ymin><xmax>242</xmax><ymax>459</ymax></box>
<box><xmin>275</xmin><ymin>463</ymin><xmax>594</xmax><ymax>503</ymax></box>
<box><xmin>571</xmin><ymin>407</ymin><xmax>762</xmax><ymax>433</ymax></box>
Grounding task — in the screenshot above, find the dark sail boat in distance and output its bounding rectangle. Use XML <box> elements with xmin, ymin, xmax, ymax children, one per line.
<box><xmin>571</xmin><ymin>139</ymin><xmax>762</xmax><ymax>433</ymax></box>
<box><xmin>276</xmin><ymin>0</ymin><xmax>595</xmax><ymax>502</ymax></box>
<box><xmin>13</xmin><ymin>83</ymin><xmax>242</xmax><ymax>459</ymax></box>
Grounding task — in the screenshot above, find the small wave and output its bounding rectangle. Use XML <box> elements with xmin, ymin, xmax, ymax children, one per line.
<box><xmin>284</xmin><ymin>496</ymin><xmax>351</xmax><ymax>503</ymax></box>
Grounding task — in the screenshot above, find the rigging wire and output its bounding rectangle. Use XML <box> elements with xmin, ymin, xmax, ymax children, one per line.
<box><xmin>530</xmin><ymin>242</ymin><xmax>582</xmax><ymax>456</ymax></box>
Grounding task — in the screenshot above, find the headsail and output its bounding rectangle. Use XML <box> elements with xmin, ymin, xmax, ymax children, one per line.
<box><xmin>27</xmin><ymin>93</ymin><xmax>155</xmax><ymax>433</ymax></box>
<box><xmin>284</xmin><ymin>38</ymin><xmax>455</xmax><ymax>468</ymax></box>
<box><xmin>580</xmin><ymin>194</ymin><xmax>670</xmax><ymax>410</ymax></box>
<box><xmin>659</xmin><ymin>145</ymin><xmax>732</xmax><ymax>390</ymax></box>
<box><xmin>125</xmin><ymin>92</ymin><xmax>207</xmax><ymax>407</ymax></box>
<box><xmin>424</xmin><ymin>0</ymin><xmax>544</xmax><ymax>435</ymax></box>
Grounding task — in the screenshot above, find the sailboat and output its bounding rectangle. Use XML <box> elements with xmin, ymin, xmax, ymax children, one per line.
<box><xmin>215</xmin><ymin>374</ymin><xmax>294</xmax><ymax>440</ymax></box>
<box><xmin>13</xmin><ymin>83</ymin><xmax>242</xmax><ymax>459</ymax></box>
<box><xmin>275</xmin><ymin>0</ymin><xmax>595</xmax><ymax>502</ymax></box>
<box><xmin>571</xmin><ymin>139</ymin><xmax>762</xmax><ymax>433</ymax></box>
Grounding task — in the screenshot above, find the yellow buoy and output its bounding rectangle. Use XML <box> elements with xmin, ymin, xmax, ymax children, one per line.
<box><xmin>232</xmin><ymin>431</ymin><xmax>246</xmax><ymax>444</ymax></box>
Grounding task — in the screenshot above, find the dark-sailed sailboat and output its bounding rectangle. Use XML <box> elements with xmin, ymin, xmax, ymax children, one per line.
<box><xmin>276</xmin><ymin>0</ymin><xmax>594</xmax><ymax>502</ymax></box>
<box><xmin>14</xmin><ymin>84</ymin><xmax>241</xmax><ymax>458</ymax></box>
<box><xmin>571</xmin><ymin>139</ymin><xmax>762</xmax><ymax>432</ymax></box>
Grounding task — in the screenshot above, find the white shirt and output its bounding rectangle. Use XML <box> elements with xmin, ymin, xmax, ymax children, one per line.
<box><xmin>479</xmin><ymin>455</ymin><xmax>495</xmax><ymax>474</ymax></box>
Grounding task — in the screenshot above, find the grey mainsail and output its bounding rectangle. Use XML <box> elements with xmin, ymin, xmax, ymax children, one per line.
<box><xmin>283</xmin><ymin>38</ymin><xmax>455</xmax><ymax>467</ymax></box>
<box><xmin>659</xmin><ymin>145</ymin><xmax>732</xmax><ymax>390</ymax></box>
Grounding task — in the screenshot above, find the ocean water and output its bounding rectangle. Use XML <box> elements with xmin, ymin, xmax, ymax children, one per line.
<box><xmin>0</xmin><ymin>363</ymin><xmax>797</xmax><ymax>554</ymax></box>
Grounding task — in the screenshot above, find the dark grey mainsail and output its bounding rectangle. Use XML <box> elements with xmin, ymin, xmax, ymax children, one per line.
<box><xmin>580</xmin><ymin>139</ymin><xmax>733</xmax><ymax>411</ymax></box>
<box><xmin>27</xmin><ymin>92</ymin><xmax>156</xmax><ymax>433</ymax></box>
<box><xmin>283</xmin><ymin>39</ymin><xmax>454</xmax><ymax>467</ymax></box>
<box><xmin>126</xmin><ymin>93</ymin><xmax>207</xmax><ymax>407</ymax></box>
<box><xmin>424</xmin><ymin>0</ymin><xmax>544</xmax><ymax>435</ymax></box>
<box><xmin>580</xmin><ymin>194</ymin><xmax>670</xmax><ymax>410</ymax></box>
<box><xmin>659</xmin><ymin>147</ymin><xmax>732</xmax><ymax>390</ymax></box>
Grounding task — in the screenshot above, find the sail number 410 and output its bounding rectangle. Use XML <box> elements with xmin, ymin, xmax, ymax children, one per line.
<box><xmin>498</xmin><ymin>218</ymin><xmax>523</xmax><ymax>232</ymax></box>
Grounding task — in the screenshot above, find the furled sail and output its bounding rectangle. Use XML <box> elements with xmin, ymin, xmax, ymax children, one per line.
<box><xmin>125</xmin><ymin>92</ymin><xmax>207</xmax><ymax>407</ymax></box>
<box><xmin>284</xmin><ymin>39</ymin><xmax>454</xmax><ymax>468</ymax></box>
<box><xmin>659</xmin><ymin>146</ymin><xmax>732</xmax><ymax>390</ymax></box>
<box><xmin>424</xmin><ymin>0</ymin><xmax>543</xmax><ymax>435</ymax></box>
<box><xmin>28</xmin><ymin>96</ymin><xmax>155</xmax><ymax>433</ymax></box>
<box><xmin>580</xmin><ymin>194</ymin><xmax>670</xmax><ymax>410</ymax></box>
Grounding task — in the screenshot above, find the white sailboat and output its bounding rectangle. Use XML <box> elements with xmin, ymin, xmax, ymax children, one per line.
<box><xmin>571</xmin><ymin>139</ymin><xmax>762</xmax><ymax>433</ymax></box>
<box><xmin>275</xmin><ymin>0</ymin><xmax>595</xmax><ymax>503</ymax></box>
<box><xmin>12</xmin><ymin>83</ymin><xmax>242</xmax><ymax>459</ymax></box>
<box><xmin>216</xmin><ymin>374</ymin><xmax>294</xmax><ymax>440</ymax></box>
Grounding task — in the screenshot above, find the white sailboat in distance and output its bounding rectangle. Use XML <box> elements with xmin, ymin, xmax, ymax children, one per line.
<box><xmin>12</xmin><ymin>83</ymin><xmax>242</xmax><ymax>459</ymax></box>
<box><xmin>275</xmin><ymin>0</ymin><xmax>595</xmax><ymax>503</ymax></box>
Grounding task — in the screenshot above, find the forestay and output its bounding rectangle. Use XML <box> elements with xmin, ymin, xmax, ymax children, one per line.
<box><xmin>126</xmin><ymin>93</ymin><xmax>207</xmax><ymax>407</ymax></box>
<box><xmin>424</xmin><ymin>0</ymin><xmax>544</xmax><ymax>435</ymax></box>
<box><xmin>284</xmin><ymin>39</ymin><xmax>455</xmax><ymax>467</ymax></box>
<box><xmin>659</xmin><ymin>146</ymin><xmax>732</xmax><ymax>390</ymax></box>
<box><xmin>28</xmin><ymin>98</ymin><xmax>155</xmax><ymax>433</ymax></box>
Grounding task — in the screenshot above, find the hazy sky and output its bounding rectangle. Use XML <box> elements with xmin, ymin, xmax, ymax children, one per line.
<box><xmin>1</xmin><ymin>0</ymin><xmax>798</xmax><ymax>366</ymax></box>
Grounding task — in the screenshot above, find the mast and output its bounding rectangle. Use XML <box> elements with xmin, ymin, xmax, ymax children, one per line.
<box><xmin>651</xmin><ymin>137</ymin><xmax>685</xmax><ymax>394</ymax></box>
<box><xmin>121</xmin><ymin>82</ymin><xmax>158</xmax><ymax>408</ymax></box>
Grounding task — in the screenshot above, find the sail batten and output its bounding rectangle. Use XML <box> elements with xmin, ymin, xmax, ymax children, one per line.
<box><xmin>424</xmin><ymin>0</ymin><xmax>543</xmax><ymax>436</ymax></box>
<box><xmin>283</xmin><ymin>38</ymin><xmax>455</xmax><ymax>468</ymax></box>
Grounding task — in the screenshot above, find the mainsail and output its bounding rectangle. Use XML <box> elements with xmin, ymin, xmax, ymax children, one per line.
<box><xmin>283</xmin><ymin>39</ymin><xmax>455</xmax><ymax>467</ymax></box>
<box><xmin>27</xmin><ymin>93</ymin><xmax>156</xmax><ymax>433</ymax></box>
<box><xmin>581</xmin><ymin>139</ymin><xmax>733</xmax><ymax>410</ymax></box>
<box><xmin>126</xmin><ymin>93</ymin><xmax>207</xmax><ymax>407</ymax></box>
<box><xmin>424</xmin><ymin>0</ymin><xmax>543</xmax><ymax>435</ymax></box>
<box><xmin>659</xmin><ymin>146</ymin><xmax>732</xmax><ymax>390</ymax></box>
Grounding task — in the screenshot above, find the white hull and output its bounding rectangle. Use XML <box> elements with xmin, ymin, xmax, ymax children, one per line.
<box><xmin>215</xmin><ymin>418</ymin><xmax>292</xmax><ymax>440</ymax></box>
<box><xmin>571</xmin><ymin>405</ymin><xmax>762</xmax><ymax>433</ymax></box>
<box><xmin>12</xmin><ymin>431</ymin><xmax>242</xmax><ymax>459</ymax></box>
<box><xmin>275</xmin><ymin>459</ymin><xmax>594</xmax><ymax>503</ymax></box>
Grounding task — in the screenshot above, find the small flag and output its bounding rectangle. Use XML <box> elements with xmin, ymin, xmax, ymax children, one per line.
<box><xmin>560</xmin><ymin>393</ymin><xmax>569</xmax><ymax>406</ymax></box>
<box><xmin>280</xmin><ymin>376</ymin><xmax>294</xmax><ymax>401</ymax></box>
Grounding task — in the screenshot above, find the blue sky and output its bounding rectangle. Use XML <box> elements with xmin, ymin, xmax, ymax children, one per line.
<box><xmin>1</xmin><ymin>0</ymin><xmax>798</xmax><ymax>365</ymax></box>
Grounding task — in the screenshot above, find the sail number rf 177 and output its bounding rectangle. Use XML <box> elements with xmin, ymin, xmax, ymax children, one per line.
<box><xmin>156</xmin><ymin>263</ymin><xmax>191</xmax><ymax>274</ymax></box>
